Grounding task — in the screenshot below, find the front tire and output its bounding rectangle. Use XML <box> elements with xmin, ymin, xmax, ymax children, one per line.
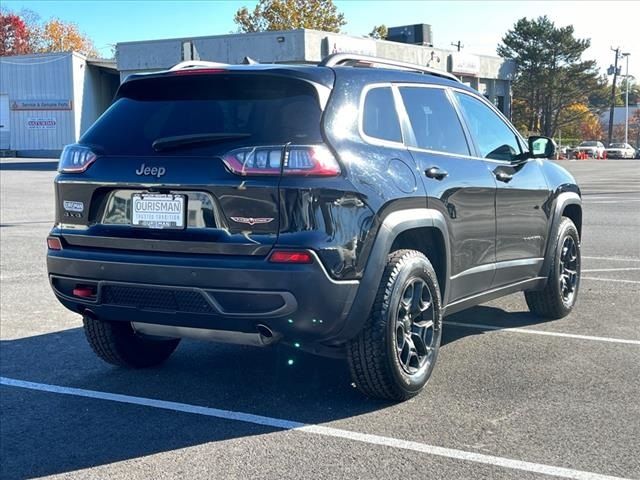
<box><xmin>525</xmin><ymin>217</ymin><xmax>581</xmax><ymax>319</ymax></box>
<box><xmin>347</xmin><ymin>250</ymin><xmax>442</xmax><ymax>401</ymax></box>
<box><xmin>83</xmin><ymin>316</ymin><xmax>180</xmax><ymax>368</ymax></box>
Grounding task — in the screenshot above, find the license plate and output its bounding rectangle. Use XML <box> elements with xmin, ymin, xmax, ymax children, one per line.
<box><xmin>131</xmin><ymin>194</ymin><xmax>186</xmax><ymax>229</ymax></box>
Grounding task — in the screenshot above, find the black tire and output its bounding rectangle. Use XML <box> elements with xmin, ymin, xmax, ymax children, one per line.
<box><xmin>83</xmin><ymin>316</ymin><xmax>180</xmax><ymax>368</ymax></box>
<box><xmin>347</xmin><ymin>249</ymin><xmax>442</xmax><ymax>401</ymax></box>
<box><xmin>525</xmin><ymin>217</ymin><xmax>581</xmax><ymax>319</ymax></box>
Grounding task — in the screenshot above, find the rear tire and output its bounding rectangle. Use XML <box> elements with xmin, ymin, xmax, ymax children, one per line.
<box><xmin>347</xmin><ymin>250</ymin><xmax>442</xmax><ymax>401</ymax></box>
<box><xmin>525</xmin><ymin>217</ymin><xmax>580</xmax><ymax>319</ymax></box>
<box><xmin>83</xmin><ymin>316</ymin><xmax>180</xmax><ymax>368</ymax></box>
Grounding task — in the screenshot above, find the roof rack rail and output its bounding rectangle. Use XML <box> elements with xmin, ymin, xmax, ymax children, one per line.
<box><xmin>169</xmin><ymin>60</ymin><xmax>229</xmax><ymax>71</ymax></box>
<box><xmin>320</xmin><ymin>53</ymin><xmax>460</xmax><ymax>83</ymax></box>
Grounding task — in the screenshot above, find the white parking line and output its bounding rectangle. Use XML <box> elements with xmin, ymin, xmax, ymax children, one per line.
<box><xmin>582</xmin><ymin>268</ymin><xmax>640</xmax><ymax>272</ymax></box>
<box><xmin>444</xmin><ymin>321</ymin><xmax>640</xmax><ymax>345</ymax></box>
<box><xmin>583</xmin><ymin>200</ymin><xmax>640</xmax><ymax>204</ymax></box>
<box><xmin>0</xmin><ymin>377</ymin><xmax>629</xmax><ymax>480</ymax></box>
<box><xmin>583</xmin><ymin>256</ymin><xmax>640</xmax><ymax>262</ymax></box>
<box><xmin>582</xmin><ymin>277</ymin><xmax>640</xmax><ymax>285</ymax></box>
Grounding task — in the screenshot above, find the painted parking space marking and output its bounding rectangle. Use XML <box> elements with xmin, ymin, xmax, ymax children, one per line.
<box><xmin>583</xmin><ymin>200</ymin><xmax>640</xmax><ymax>204</ymax></box>
<box><xmin>582</xmin><ymin>277</ymin><xmax>640</xmax><ymax>285</ymax></box>
<box><xmin>582</xmin><ymin>268</ymin><xmax>640</xmax><ymax>272</ymax></box>
<box><xmin>0</xmin><ymin>377</ymin><xmax>630</xmax><ymax>480</ymax></box>
<box><xmin>444</xmin><ymin>321</ymin><xmax>640</xmax><ymax>345</ymax></box>
<box><xmin>582</xmin><ymin>256</ymin><xmax>640</xmax><ymax>262</ymax></box>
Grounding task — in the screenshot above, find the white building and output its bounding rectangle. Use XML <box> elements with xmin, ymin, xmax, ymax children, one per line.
<box><xmin>117</xmin><ymin>27</ymin><xmax>515</xmax><ymax>115</ymax></box>
<box><xmin>0</xmin><ymin>51</ymin><xmax>118</xmax><ymax>156</ymax></box>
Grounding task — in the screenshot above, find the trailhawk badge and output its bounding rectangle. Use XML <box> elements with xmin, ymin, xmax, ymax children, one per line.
<box><xmin>230</xmin><ymin>216</ymin><xmax>274</xmax><ymax>226</ymax></box>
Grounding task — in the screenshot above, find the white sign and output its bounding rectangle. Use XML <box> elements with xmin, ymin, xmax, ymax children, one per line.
<box><xmin>325</xmin><ymin>35</ymin><xmax>376</xmax><ymax>56</ymax></box>
<box><xmin>26</xmin><ymin>118</ymin><xmax>56</xmax><ymax>129</ymax></box>
<box><xmin>450</xmin><ymin>53</ymin><xmax>480</xmax><ymax>76</ymax></box>
<box><xmin>12</xmin><ymin>99</ymin><xmax>72</xmax><ymax>110</ymax></box>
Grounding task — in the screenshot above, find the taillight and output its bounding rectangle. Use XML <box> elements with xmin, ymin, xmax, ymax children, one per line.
<box><xmin>223</xmin><ymin>145</ymin><xmax>340</xmax><ymax>177</ymax></box>
<box><xmin>58</xmin><ymin>144</ymin><xmax>97</xmax><ymax>173</ymax></box>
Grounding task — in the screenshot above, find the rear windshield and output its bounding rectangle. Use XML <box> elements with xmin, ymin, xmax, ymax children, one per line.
<box><xmin>80</xmin><ymin>74</ymin><xmax>324</xmax><ymax>155</ymax></box>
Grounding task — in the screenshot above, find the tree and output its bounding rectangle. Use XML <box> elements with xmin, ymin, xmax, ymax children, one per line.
<box><xmin>0</xmin><ymin>9</ymin><xmax>98</xmax><ymax>57</ymax></box>
<box><xmin>0</xmin><ymin>11</ymin><xmax>30</xmax><ymax>55</ymax></box>
<box><xmin>234</xmin><ymin>0</ymin><xmax>346</xmax><ymax>33</ymax></box>
<box><xmin>369</xmin><ymin>24</ymin><xmax>387</xmax><ymax>40</ymax></box>
<box><xmin>555</xmin><ymin>103</ymin><xmax>595</xmax><ymax>139</ymax></box>
<box><xmin>619</xmin><ymin>77</ymin><xmax>640</xmax><ymax>106</ymax></box>
<box><xmin>39</xmin><ymin>18</ymin><xmax>97</xmax><ymax>56</ymax></box>
<box><xmin>17</xmin><ymin>8</ymin><xmax>43</xmax><ymax>52</ymax></box>
<box><xmin>498</xmin><ymin>16</ymin><xmax>603</xmax><ymax>138</ymax></box>
<box><xmin>578</xmin><ymin>108</ymin><xmax>602</xmax><ymax>140</ymax></box>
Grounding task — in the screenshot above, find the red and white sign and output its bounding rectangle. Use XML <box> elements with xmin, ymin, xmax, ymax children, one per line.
<box><xmin>26</xmin><ymin>118</ymin><xmax>57</xmax><ymax>129</ymax></box>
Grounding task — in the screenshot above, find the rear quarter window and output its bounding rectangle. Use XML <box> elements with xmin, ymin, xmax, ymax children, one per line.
<box><xmin>361</xmin><ymin>86</ymin><xmax>402</xmax><ymax>144</ymax></box>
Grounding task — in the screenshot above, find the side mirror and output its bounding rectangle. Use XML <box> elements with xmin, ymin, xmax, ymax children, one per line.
<box><xmin>528</xmin><ymin>136</ymin><xmax>556</xmax><ymax>159</ymax></box>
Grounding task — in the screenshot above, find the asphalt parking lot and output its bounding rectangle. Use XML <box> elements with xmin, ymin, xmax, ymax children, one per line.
<box><xmin>0</xmin><ymin>158</ymin><xmax>638</xmax><ymax>480</ymax></box>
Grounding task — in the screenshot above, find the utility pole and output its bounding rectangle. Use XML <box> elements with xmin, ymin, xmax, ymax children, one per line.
<box><xmin>607</xmin><ymin>47</ymin><xmax>621</xmax><ymax>146</ymax></box>
<box><xmin>451</xmin><ymin>41</ymin><xmax>463</xmax><ymax>52</ymax></box>
<box><xmin>622</xmin><ymin>52</ymin><xmax>630</xmax><ymax>145</ymax></box>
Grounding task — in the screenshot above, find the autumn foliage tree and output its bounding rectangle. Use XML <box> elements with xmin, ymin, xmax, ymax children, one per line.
<box><xmin>234</xmin><ymin>0</ymin><xmax>346</xmax><ymax>33</ymax></box>
<box><xmin>40</xmin><ymin>18</ymin><xmax>97</xmax><ymax>56</ymax></box>
<box><xmin>0</xmin><ymin>12</ymin><xmax>30</xmax><ymax>55</ymax></box>
<box><xmin>0</xmin><ymin>8</ymin><xmax>97</xmax><ymax>57</ymax></box>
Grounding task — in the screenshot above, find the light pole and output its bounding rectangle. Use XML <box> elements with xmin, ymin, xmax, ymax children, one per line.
<box><xmin>622</xmin><ymin>52</ymin><xmax>630</xmax><ymax>145</ymax></box>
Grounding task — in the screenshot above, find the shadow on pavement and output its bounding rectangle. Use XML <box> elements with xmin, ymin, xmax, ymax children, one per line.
<box><xmin>0</xmin><ymin>305</ymin><xmax>557</xmax><ymax>479</ymax></box>
<box><xmin>0</xmin><ymin>161</ymin><xmax>58</xmax><ymax>171</ymax></box>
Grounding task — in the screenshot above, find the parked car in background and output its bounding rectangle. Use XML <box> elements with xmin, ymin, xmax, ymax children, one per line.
<box><xmin>573</xmin><ymin>141</ymin><xmax>606</xmax><ymax>159</ymax></box>
<box><xmin>605</xmin><ymin>143</ymin><xmax>636</xmax><ymax>159</ymax></box>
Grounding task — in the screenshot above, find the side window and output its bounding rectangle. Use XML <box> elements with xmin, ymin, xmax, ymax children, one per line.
<box><xmin>454</xmin><ymin>92</ymin><xmax>522</xmax><ymax>161</ymax></box>
<box><xmin>362</xmin><ymin>87</ymin><xmax>402</xmax><ymax>143</ymax></box>
<box><xmin>399</xmin><ymin>87</ymin><xmax>470</xmax><ymax>156</ymax></box>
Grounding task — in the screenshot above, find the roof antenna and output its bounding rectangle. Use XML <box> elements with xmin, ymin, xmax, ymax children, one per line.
<box><xmin>242</xmin><ymin>56</ymin><xmax>259</xmax><ymax>65</ymax></box>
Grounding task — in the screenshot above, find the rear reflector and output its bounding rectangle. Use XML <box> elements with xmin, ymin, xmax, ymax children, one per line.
<box><xmin>47</xmin><ymin>237</ymin><xmax>62</xmax><ymax>250</ymax></box>
<box><xmin>73</xmin><ymin>286</ymin><xmax>96</xmax><ymax>298</ymax></box>
<box><xmin>269</xmin><ymin>251</ymin><xmax>313</xmax><ymax>264</ymax></box>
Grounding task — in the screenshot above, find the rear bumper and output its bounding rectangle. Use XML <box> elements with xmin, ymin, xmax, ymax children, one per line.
<box><xmin>47</xmin><ymin>247</ymin><xmax>359</xmax><ymax>345</ymax></box>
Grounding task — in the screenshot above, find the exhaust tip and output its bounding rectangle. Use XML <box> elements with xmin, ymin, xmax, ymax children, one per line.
<box><xmin>256</xmin><ymin>324</ymin><xmax>277</xmax><ymax>345</ymax></box>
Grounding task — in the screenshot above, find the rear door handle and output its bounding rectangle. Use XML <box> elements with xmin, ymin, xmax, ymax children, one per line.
<box><xmin>425</xmin><ymin>166</ymin><xmax>448</xmax><ymax>180</ymax></box>
<box><xmin>495</xmin><ymin>171</ymin><xmax>513</xmax><ymax>183</ymax></box>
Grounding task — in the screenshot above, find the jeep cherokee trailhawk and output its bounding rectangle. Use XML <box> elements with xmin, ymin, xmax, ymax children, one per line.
<box><xmin>47</xmin><ymin>54</ymin><xmax>582</xmax><ymax>401</ymax></box>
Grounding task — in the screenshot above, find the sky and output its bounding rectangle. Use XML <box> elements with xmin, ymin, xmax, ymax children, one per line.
<box><xmin>3</xmin><ymin>0</ymin><xmax>639</xmax><ymax>79</ymax></box>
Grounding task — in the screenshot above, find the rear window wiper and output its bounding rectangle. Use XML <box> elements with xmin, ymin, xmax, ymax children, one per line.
<box><xmin>152</xmin><ymin>133</ymin><xmax>251</xmax><ymax>152</ymax></box>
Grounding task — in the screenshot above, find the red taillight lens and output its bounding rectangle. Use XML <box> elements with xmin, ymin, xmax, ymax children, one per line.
<box><xmin>223</xmin><ymin>145</ymin><xmax>340</xmax><ymax>177</ymax></box>
<box><xmin>269</xmin><ymin>251</ymin><xmax>313</xmax><ymax>264</ymax></box>
<box><xmin>47</xmin><ymin>237</ymin><xmax>62</xmax><ymax>250</ymax></box>
<box><xmin>58</xmin><ymin>144</ymin><xmax>97</xmax><ymax>173</ymax></box>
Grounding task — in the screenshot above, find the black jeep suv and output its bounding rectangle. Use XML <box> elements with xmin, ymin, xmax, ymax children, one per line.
<box><xmin>47</xmin><ymin>54</ymin><xmax>582</xmax><ymax>401</ymax></box>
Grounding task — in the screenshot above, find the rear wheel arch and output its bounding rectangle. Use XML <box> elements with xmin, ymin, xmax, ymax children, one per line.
<box><xmin>331</xmin><ymin>208</ymin><xmax>451</xmax><ymax>343</ymax></box>
<box><xmin>390</xmin><ymin>227</ymin><xmax>447</xmax><ymax>302</ymax></box>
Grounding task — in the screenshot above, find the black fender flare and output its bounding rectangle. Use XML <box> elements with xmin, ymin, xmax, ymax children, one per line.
<box><xmin>540</xmin><ymin>191</ymin><xmax>582</xmax><ymax>281</ymax></box>
<box><xmin>327</xmin><ymin>208</ymin><xmax>451</xmax><ymax>343</ymax></box>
